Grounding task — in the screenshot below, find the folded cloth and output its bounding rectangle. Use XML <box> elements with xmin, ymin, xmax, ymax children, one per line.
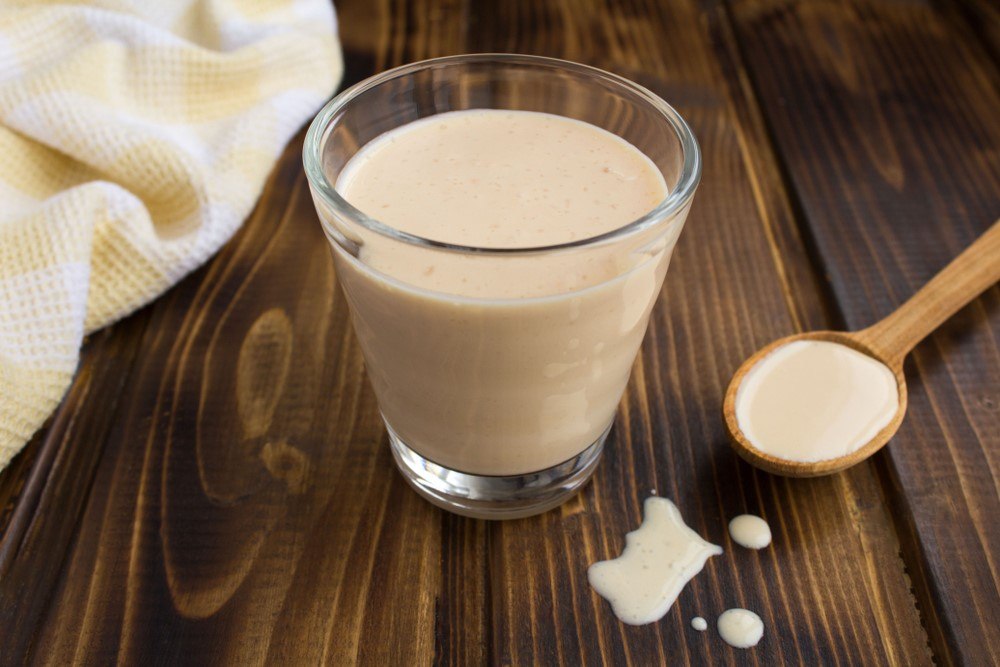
<box><xmin>0</xmin><ymin>0</ymin><xmax>343</xmax><ymax>470</ymax></box>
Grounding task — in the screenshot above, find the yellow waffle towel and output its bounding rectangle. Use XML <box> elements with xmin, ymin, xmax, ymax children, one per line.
<box><xmin>0</xmin><ymin>1</ymin><xmax>343</xmax><ymax>469</ymax></box>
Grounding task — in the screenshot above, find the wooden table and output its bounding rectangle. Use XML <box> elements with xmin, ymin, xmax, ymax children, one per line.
<box><xmin>1</xmin><ymin>0</ymin><xmax>997</xmax><ymax>664</ymax></box>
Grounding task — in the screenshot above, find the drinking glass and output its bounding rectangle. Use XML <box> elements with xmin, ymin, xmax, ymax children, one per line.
<box><xmin>303</xmin><ymin>54</ymin><xmax>700</xmax><ymax>519</ymax></box>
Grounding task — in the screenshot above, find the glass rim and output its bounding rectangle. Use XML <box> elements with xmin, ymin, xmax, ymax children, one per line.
<box><xmin>302</xmin><ymin>53</ymin><xmax>702</xmax><ymax>255</ymax></box>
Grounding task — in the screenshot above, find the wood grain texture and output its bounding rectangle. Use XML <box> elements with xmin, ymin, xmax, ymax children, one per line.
<box><xmin>857</xmin><ymin>218</ymin><xmax>1000</xmax><ymax>364</ymax></box>
<box><xmin>0</xmin><ymin>0</ymin><xmax>993</xmax><ymax>664</ymax></box>
<box><xmin>728</xmin><ymin>0</ymin><xmax>1000</xmax><ymax>662</ymax></box>
<box><xmin>22</xmin><ymin>146</ymin><xmax>442</xmax><ymax>665</ymax></box>
<box><xmin>470</xmin><ymin>0</ymin><xmax>931</xmax><ymax>664</ymax></box>
<box><xmin>951</xmin><ymin>0</ymin><xmax>1000</xmax><ymax>64</ymax></box>
<box><xmin>0</xmin><ymin>314</ymin><xmax>153</xmax><ymax>660</ymax></box>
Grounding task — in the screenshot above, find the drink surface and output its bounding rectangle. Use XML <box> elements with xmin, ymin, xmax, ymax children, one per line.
<box><xmin>338</xmin><ymin>110</ymin><xmax>667</xmax><ymax>249</ymax></box>
<box><xmin>336</xmin><ymin>110</ymin><xmax>669</xmax><ymax>299</ymax></box>
<box><xmin>326</xmin><ymin>109</ymin><xmax>682</xmax><ymax>475</ymax></box>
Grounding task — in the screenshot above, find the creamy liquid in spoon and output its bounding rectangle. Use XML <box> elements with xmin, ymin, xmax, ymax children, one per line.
<box><xmin>717</xmin><ymin>608</ymin><xmax>764</xmax><ymax>648</ymax></box>
<box><xmin>728</xmin><ymin>515</ymin><xmax>771</xmax><ymax>549</ymax></box>
<box><xmin>735</xmin><ymin>340</ymin><xmax>899</xmax><ymax>462</ymax></box>
<box><xmin>587</xmin><ymin>497</ymin><xmax>722</xmax><ymax>625</ymax></box>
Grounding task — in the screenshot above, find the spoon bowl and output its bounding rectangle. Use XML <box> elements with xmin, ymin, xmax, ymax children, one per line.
<box><xmin>723</xmin><ymin>219</ymin><xmax>998</xmax><ymax>477</ymax></box>
<box><xmin>723</xmin><ymin>330</ymin><xmax>907</xmax><ymax>477</ymax></box>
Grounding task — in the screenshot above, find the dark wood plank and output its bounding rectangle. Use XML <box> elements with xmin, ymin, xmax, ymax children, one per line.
<box><xmin>0</xmin><ymin>0</ymin><xmax>976</xmax><ymax>664</ymax></box>
<box><xmin>950</xmin><ymin>0</ymin><xmax>1000</xmax><ymax>64</ymax></box>
<box><xmin>0</xmin><ymin>315</ymin><xmax>153</xmax><ymax>660</ymax></box>
<box><xmin>727</xmin><ymin>0</ymin><xmax>1000</xmax><ymax>663</ymax></box>
<box><xmin>0</xmin><ymin>436</ymin><xmax>39</xmax><ymax>540</ymax></box>
<box><xmin>470</xmin><ymin>0</ymin><xmax>931</xmax><ymax>664</ymax></box>
<box><xmin>19</xmin><ymin>139</ymin><xmax>443</xmax><ymax>665</ymax></box>
<box><xmin>0</xmin><ymin>2</ymin><xmax>464</xmax><ymax>665</ymax></box>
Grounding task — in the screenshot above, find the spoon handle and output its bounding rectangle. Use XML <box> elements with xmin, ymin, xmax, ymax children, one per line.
<box><xmin>857</xmin><ymin>219</ymin><xmax>1000</xmax><ymax>365</ymax></box>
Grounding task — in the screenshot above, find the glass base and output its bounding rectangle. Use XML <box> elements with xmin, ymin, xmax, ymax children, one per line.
<box><xmin>387</xmin><ymin>421</ymin><xmax>609</xmax><ymax>520</ymax></box>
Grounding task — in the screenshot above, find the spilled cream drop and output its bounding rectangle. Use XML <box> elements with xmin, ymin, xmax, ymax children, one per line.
<box><xmin>718</xmin><ymin>608</ymin><xmax>764</xmax><ymax>648</ymax></box>
<box><xmin>728</xmin><ymin>514</ymin><xmax>772</xmax><ymax>549</ymax></box>
<box><xmin>588</xmin><ymin>497</ymin><xmax>722</xmax><ymax>625</ymax></box>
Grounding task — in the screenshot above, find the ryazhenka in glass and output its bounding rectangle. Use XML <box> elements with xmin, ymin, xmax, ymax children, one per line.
<box><xmin>304</xmin><ymin>54</ymin><xmax>700</xmax><ymax>519</ymax></box>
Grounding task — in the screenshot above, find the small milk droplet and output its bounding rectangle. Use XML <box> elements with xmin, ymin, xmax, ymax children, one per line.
<box><xmin>717</xmin><ymin>608</ymin><xmax>764</xmax><ymax>649</ymax></box>
<box><xmin>728</xmin><ymin>515</ymin><xmax>772</xmax><ymax>550</ymax></box>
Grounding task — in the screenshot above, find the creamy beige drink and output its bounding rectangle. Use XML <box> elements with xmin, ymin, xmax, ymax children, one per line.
<box><xmin>329</xmin><ymin>110</ymin><xmax>684</xmax><ymax>475</ymax></box>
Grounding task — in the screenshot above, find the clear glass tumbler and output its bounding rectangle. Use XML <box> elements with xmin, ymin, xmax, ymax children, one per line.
<box><xmin>303</xmin><ymin>54</ymin><xmax>700</xmax><ymax>519</ymax></box>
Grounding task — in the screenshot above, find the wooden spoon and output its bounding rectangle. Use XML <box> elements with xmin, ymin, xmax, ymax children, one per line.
<box><xmin>723</xmin><ymin>219</ymin><xmax>1000</xmax><ymax>477</ymax></box>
